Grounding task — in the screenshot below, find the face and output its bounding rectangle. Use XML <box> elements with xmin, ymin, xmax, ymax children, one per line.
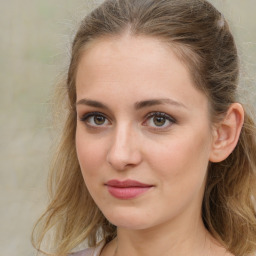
<box><xmin>75</xmin><ymin>35</ymin><xmax>214</xmax><ymax>231</ymax></box>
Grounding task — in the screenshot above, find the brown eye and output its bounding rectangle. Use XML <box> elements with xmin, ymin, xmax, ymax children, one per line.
<box><xmin>153</xmin><ymin>116</ymin><xmax>166</xmax><ymax>126</ymax></box>
<box><xmin>143</xmin><ymin>112</ymin><xmax>176</xmax><ymax>129</ymax></box>
<box><xmin>80</xmin><ymin>112</ymin><xmax>110</xmax><ymax>127</ymax></box>
<box><xmin>94</xmin><ymin>115</ymin><xmax>106</xmax><ymax>125</ymax></box>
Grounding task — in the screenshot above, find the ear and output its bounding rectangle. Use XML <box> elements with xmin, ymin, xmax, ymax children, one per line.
<box><xmin>209</xmin><ymin>103</ymin><xmax>244</xmax><ymax>163</ymax></box>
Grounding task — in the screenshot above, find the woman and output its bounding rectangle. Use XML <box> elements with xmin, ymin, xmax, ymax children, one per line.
<box><xmin>32</xmin><ymin>0</ymin><xmax>256</xmax><ymax>255</ymax></box>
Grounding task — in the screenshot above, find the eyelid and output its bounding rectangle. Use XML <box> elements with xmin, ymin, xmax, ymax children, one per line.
<box><xmin>79</xmin><ymin>111</ymin><xmax>104</xmax><ymax>120</ymax></box>
<box><xmin>142</xmin><ymin>111</ymin><xmax>176</xmax><ymax>129</ymax></box>
<box><xmin>78</xmin><ymin>111</ymin><xmax>176</xmax><ymax>129</ymax></box>
<box><xmin>145</xmin><ymin>112</ymin><xmax>176</xmax><ymax>122</ymax></box>
<box><xmin>79</xmin><ymin>111</ymin><xmax>111</xmax><ymax>126</ymax></box>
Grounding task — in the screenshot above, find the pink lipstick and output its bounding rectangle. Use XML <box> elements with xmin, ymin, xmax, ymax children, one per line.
<box><xmin>105</xmin><ymin>179</ymin><xmax>153</xmax><ymax>199</ymax></box>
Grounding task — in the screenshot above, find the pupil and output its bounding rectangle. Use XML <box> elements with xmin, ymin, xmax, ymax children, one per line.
<box><xmin>154</xmin><ymin>116</ymin><xmax>165</xmax><ymax>126</ymax></box>
<box><xmin>94</xmin><ymin>116</ymin><xmax>105</xmax><ymax>125</ymax></box>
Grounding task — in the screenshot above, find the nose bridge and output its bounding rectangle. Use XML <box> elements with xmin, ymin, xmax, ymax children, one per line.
<box><xmin>107</xmin><ymin>121</ymin><xmax>141</xmax><ymax>170</ymax></box>
<box><xmin>114</xmin><ymin>122</ymin><xmax>133</xmax><ymax>150</ymax></box>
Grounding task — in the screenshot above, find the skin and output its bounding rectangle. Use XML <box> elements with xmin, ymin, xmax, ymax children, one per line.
<box><xmin>75</xmin><ymin>34</ymin><xmax>238</xmax><ymax>256</ymax></box>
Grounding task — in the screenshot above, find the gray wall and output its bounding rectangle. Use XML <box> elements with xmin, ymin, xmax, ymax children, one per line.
<box><xmin>0</xmin><ymin>0</ymin><xmax>255</xmax><ymax>255</ymax></box>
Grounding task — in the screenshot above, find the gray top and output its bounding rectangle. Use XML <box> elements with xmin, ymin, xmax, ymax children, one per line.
<box><xmin>71</xmin><ymin>241</ymin><xmax>105</xmax><ymax>256</ymax></box>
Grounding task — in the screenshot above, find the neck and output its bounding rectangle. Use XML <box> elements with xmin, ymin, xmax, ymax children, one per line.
<box><xmin>100</xmin><ymin>199</ymin><xmax>231</xmax><ymax>256</ymax></box>
<box><xmin>114</xmin><ymin>217</ymin><xmax>211</xmax><ymax>256</ymax></box>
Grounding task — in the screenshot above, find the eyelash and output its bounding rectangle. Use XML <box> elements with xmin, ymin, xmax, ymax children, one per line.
<box><xmin>143</xmin><ymin>112</ymin><xmax>176</xmax><ymax>129</ymax></box>
<box><xmin>79</xmin><ymin>111</ymin><xmax>176</xmax><ymax>130</ymax></box>
<box><xmin>79</xmin><ymin>112</ymin><xmax>110</xmax><ymax>127</ymax></box>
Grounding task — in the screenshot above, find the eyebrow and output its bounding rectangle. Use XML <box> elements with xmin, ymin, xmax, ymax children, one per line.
<box><xmin>76</xmin><ymin>98</ymin><xmax>110</xmax><ymax>110</ymax></box>
<box><xmin>76</xmin><ymin>98</ymin><xmax>187</xmax><ymax>110</ymax></box>
<box><xmin>134</xmin><ymin>98</ymin><xmax>187</xmax><ymax>110</ymax></box>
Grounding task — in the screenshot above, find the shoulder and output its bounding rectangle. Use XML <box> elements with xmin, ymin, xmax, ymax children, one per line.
<box><xmin>70</xmin><ymin>247</ymin><xmax>95</xmax><ymax>256</ymax></box>
<box><xmin>70</xmin><ymin>241</ymin><xmax>105</xmax><ymax>256</ymax></box>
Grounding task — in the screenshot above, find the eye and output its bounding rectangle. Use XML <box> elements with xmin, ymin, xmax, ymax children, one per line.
<box><xmin>143</xmin><ymin>112</ymin><xmax>175</xmax><ymax>129</ymax></box>
<box><xmin>79</xmin><ymin>112</ymin><xmax>110</xmax><ymax>127</ymax></box>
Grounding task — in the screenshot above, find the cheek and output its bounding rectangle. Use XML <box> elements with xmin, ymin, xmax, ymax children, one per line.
<box><xmin>75</xmin><ymin>128</ymin><xmax>106</xmax><ymax>179</ymax></box>
<box><xmin>143</xmin><ymin>131</ymin><xmax>211</xmax><ymax>217</ymax></box>
<box><xmin>146</xmin><ymin>130</ymin><xmax>211</xmax><ymax>187</ymax></box>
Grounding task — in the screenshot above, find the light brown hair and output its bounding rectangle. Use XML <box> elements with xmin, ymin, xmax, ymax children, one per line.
<box><xmin>32</xmin><ymin>0</ymin><xmax>256</xmax><ymax>255</ymax></box>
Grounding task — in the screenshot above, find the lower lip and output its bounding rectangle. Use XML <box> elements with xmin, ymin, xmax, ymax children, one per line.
<box><xmin>106</xmin><ymin>186</ymin><xmax>152</xmax><ymax>199</ymax></box>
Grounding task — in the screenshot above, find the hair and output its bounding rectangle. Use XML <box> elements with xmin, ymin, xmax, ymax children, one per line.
<box><xmin>32</xmin><ymin>0</ymin><xmax>256</xmax><ymax>255</ymax></box>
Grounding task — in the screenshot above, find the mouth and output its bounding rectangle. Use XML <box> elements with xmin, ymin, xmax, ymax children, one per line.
<box><xmin>105</xmin><ymin>179</ymin><xmax>154</xmax><ymax>199</ymax></box>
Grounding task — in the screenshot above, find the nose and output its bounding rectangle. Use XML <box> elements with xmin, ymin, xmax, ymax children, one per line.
<box><xmin>106</xmin><ymin>124</ymin><xmax>142</xmax><ymax>171</ymax></box>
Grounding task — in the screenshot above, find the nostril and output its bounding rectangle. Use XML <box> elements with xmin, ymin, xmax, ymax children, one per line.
<box><xmin>106</xmin><ymin>145</ymin><xmax>142</xmax><ymax>171</ymax></box>
<box><xmin>106</xmin><ymin>127</ymin><xmax>142</xmax><ymax>170</ymax></box>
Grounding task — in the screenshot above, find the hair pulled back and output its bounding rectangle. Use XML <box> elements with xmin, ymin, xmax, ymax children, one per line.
<box><xmin>32</xmin><ymin>0</ymin><xmax>256</xmax><ymax>255</ymax></box>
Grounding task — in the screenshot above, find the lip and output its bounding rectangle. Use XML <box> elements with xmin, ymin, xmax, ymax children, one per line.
<box><xmin>105</xmin><ymin>179</ymin><xmax>153</xmax><ymax>199</ymax></box>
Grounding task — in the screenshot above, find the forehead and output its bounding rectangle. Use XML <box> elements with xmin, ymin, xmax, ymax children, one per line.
<box><xmin>81</xmin><ymin>34</ymin><xmax>171</xmax><ymax>62</ymax></box>
<box><xmin>75</xmin><ymin>35</ymin><xmax>208</xmax><ymax>111</ymax></box>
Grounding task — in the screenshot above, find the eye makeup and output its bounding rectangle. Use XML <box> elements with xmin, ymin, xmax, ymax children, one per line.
<box><xmin>78</xmin><ymin>110</ymin><xmax>176</xmax><ymax>132</ymax></box>
<box><xmin>79</xmin><ymin>111</ymin><xmax>111</xmax><ymax>128</ymax></box>
<box><xmin>142</xmin><ymin>111</ymin><xmax>176</xmax><ymax>131</ymax></box>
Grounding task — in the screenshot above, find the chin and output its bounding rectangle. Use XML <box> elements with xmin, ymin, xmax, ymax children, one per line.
<box><xmin>102</xmin><ymin>207</ymin><xmax>155</xmax><ymax>230</ymax></box>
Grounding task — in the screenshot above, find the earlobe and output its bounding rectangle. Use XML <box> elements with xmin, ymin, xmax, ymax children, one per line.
<box><xmin>209</xmin><ymin>103</ymin><xmax>244</xmax><ymax>163</ymax></box>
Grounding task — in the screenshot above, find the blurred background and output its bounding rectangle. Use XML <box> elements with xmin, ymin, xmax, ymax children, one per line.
<box><xmin>0</xmin><ymin>0</ymin><xmax>255</xmax><ymax>255</ymax></box>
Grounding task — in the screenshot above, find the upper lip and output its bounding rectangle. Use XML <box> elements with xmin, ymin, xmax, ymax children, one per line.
<box><xmin>105</xmin><ymin>179</ymin><xmax>153</xmax><ymax>188</ymax></box>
